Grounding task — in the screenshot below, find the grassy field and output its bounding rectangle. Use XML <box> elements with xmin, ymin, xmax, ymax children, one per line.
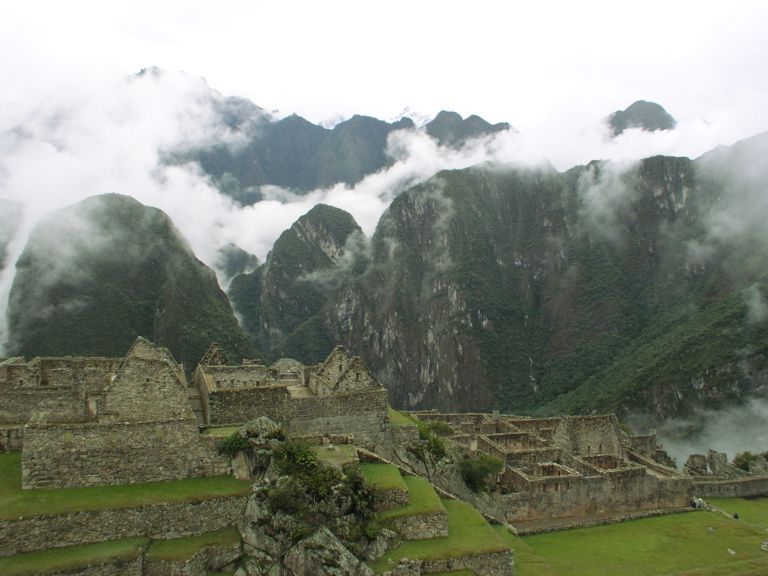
<box><xmin>369</xmin><ymin>499</ymin><xmax>509</xmax><ymax>573</ymax></box>
<box><xmin>311</xmin><ymin>444</ymin><xmax>358</xmax><ymax>466</ymax></box>
<box><xmin>379</xmin><ymin>476</ymin><xmax>445</xmax><ymax>521</ymax></box>
<box><xmin>146</xmin><ymin>527</ymin><xmax>240</xmax><ymax>561</ymax></box>
<box><xmin>388</xmin><ymin>407</ymin><xmax>416</xmax><ymax>427</ymax></box>
<box><xmin>0</xmin><ymin>452</ymin><xmax>251</xmax><ymax>520</ymax></box>
<box><xmin>0</xmin><ymin>537</ymin><xmax>149</xmax><ymax>576</ymax></box>
<box><xmin>498</xmin><ymin>505</ymin><xmax>768</xmax><ymax>576</ymax></box>
<box><xmin>202</xmin><ymin>425</ymin><xmax>241</xmax><ymax>438</ymax></box>
<box><xmin>360</xmin><ymin>462</ymin><xmax>408</xmax><ymax>492</ymax></box>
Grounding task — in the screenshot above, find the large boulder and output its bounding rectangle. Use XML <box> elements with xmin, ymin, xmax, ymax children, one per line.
<box><xmin>283</xmin><ymin>528</ymin><xmax>373</xmax><ymax>576</ymax></box>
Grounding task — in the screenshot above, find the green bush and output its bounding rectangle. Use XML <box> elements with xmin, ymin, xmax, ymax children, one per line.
<box><xmin>273</xmin><ymin>440</ymin><xmax>318</xmax><ymax>476</ymax></box>
<box><xmin>415</xmin><ymin>420</ymin><xmax>447</xmax><ymax>460</ymax></box>
<box><xmin>267</xmin><ymin>478</ymin><xmax>306</xmax><ymax>514</ymax></box>
<box><xmin>427</xmin><ymin>420</ymin><xmax>454</xmax><ymax>437</ymax></box>
<box><xmin>459</xmin><ymin>454</ymin><xmax>504</xmax><ymax>493</ymax></box>
<box><xmin>733</xmin><ymin>451</ymin><xmax>758</xmax><ymax>472</ymax></box>
<box><xmin>216</xmin><ymin>432</ymin><xmax>249</xmax><ymax>456</ymax></box>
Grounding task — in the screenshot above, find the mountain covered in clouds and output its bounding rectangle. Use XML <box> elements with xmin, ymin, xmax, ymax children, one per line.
<box><xmin>7</xmin><ymin>194</ymin><xmax>254</xmax><ymax>368</ymax></box>
<box><xmin>178</xmin><ymin>104</ymin><xmax>511</xmax><ymax>203</ymax></box>
<box><xmin>608</xmin><ymin>100</ymin><xmax>677</xmax><ymax>136</ymax></box>
<box><xmin>228</xmin><ymin>133</ymin><xmax>768</xmax><ymax>421</ymax></box>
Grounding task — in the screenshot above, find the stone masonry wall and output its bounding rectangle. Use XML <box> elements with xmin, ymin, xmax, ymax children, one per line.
<box><xmin>22</xmin><ymin>419</ymin><xmax>228</xmax><ymax>488</ymax></box>
<box><xmin>0</xmin><ymin>496</ymin><xmax>247</xmax><ymax>555</ymax></box>
<box><xmin>421</xmin><ymin>550</ymin><xmax>514</xmax><ymax>576</ymax></box>
<box><xmin>206</xmin><ymin>386</ymin><xmax>291</xmax><ymax>425</ymax></box>
<box><xmin>0</xmin><ymin>426</ymin><xmax>22</xmax><ymax>452</ymax></box>
<box><xmin>144</xmin><ymin>542</ymin><xmax>241</xmax><ymax>576</ymax></box>
<box><xmin>694</xmin><ymin>476</ymin><xmax>768</xmax><ymax>498</ymax></box>
<box><xmin>388</xmin><ymin>511</ymin><xmax>448</xmax><ymax>540</ymax></box>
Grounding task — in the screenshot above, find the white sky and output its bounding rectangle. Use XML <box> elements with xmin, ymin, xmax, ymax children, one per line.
<box><xmin>2</xmin><ymin>0</ymin><xmax>767</xmax><ymax>132</ymax></box>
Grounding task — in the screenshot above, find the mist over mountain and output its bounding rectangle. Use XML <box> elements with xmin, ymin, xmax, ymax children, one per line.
<box><xmin>228</xmin><ymin>133</ymin><xmax>768</xmax><ymax>421</ymax></box>
<box><xmin>6</xmin><ymin>194</ymin><xmax>254</xmax><ymax>368</ymax></box>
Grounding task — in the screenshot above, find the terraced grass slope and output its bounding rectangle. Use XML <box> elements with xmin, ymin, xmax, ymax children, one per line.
<box><xmin>0</xmin><ymin>452</ymin><xmax>251</xmax><ymax>520</ymax></box>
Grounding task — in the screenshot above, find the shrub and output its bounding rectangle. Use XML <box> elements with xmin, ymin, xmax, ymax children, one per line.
<box><xmin>267</xmin><ymin>478</ymin><xmax>306</xmax><ymax>514</ymax></box>
<box><xmin>733</xmin><ymin>451</ymin><xmax>758</xmax><ymax>472</ymax></box>
<box><xmin>273</xmin><ymin>440</ymin><xmax>318</xmax><ymax>476</ymax></box>
<box><xmin>217</xmin><ymin>432</ymin><xmax>249</xmax><ymax>456</ymax></box>
<box><xmin>415</xmin><ymin>420</ymin><xmax>447</xmax><ymax>460</ymax></box>
<box><xmin>459</xmin><ymin>454</ymin><xmax>504</xmax><ymax>493</ymax></box>
<box><xmin>428</xmin><ymin>420</ymin><xmax>454</xmax><ymax>437</ymax></box>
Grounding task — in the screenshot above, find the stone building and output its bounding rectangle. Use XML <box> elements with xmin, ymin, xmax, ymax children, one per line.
<box><xmin>194</xmin><ymin>345</ymin><xmax>390</xmax><ymax>448</ymax></box>
<box><xmin>414</xmin><ymin>412</ymin><xmax>692</xmax><ymax>530</ymax></box>
<box><xmin>17</xmin><ymin>338</ymin><xmax>227</xmax><ymax>488</ymax></box>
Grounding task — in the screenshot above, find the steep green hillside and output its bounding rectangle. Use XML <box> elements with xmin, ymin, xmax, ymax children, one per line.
<box><xmin>229</xmin><ymin>203</ymin><xmax>363</xmax><ymax>361</ymax></box>
<box><xmin>7</xmin><ymin>194</ymin><xmax>254</xmax><ymax>368</ymax></box>
<box><xmin>231</xmin><ymin>134</ymin><xmax>768</xmax><ymax>419</ymax></box>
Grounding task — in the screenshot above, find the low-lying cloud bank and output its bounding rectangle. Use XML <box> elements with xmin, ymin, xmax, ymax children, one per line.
<box><xmin>0</xmin><ymin>68</ymin><xmax>765</xmax><ymax>353</ymax></box>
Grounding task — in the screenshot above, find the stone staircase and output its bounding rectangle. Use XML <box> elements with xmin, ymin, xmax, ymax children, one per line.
<box><xmin>361</xmin><ymin>463</ymin><xmax>514</xmax><ymax>575</ymax></box>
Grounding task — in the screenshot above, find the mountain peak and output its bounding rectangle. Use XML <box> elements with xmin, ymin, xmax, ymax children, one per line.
<box><xmin>426</xmin><ymin>110</ymin><xmax>511</xmax><ymax>147</ymax></box>
<box><xmin>608</xmin><ymin>100</ymin><xmax>677</xmax><ymax>136</ymax></box>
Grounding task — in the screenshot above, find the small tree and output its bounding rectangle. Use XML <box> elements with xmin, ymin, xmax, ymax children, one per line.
<box><xmin>459</xmin><ymin>454</ymin><xmax>504</xmax><ymax>493</ymax></box>
<box><xmin>733</xmin><ymin>451</ymin><xmax>757</xmax><ymax>472</ymax></box>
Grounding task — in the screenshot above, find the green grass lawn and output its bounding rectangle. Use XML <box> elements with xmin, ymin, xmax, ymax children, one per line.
<box><xmin>379</xmin><ymin>476</ymin><xmax>445</xmax><ymax>521</ymax></box>
<box><xmin>311</xmin><ymin>444</ymin><xmax>358</xmax><ymax>466</ymax></box>
<box><xmin>360</xmin><ymin>462</ymin><xmax>408</xmax><ymax>492</ymax></box>
<box><xmin>388</xmin><ymin>407</ymin><xmax>416</xmax><ymax>427</ymax></box>
<box><xmin>708</xmin><ymin>498</ymin><xmax>768</xmax><ymax>530</ymax></box>
<box><xmin>0</xmin><ymin>452</ymin><xmax>251</xmax><ymax>520</ymax></box>
<box><xmin>369</xmin><ymin>499</ymin><xmax>509</xmax><ymax>573</ymax></box>
<box><xmin>518</xmin><ymin>508</ymin><xmax>768</xmax><ymax>576</ymax></box>
<box><xmin>146</xmin><ymin>527</ymin><xmax>240</xmax><ymax>561</ymax></box>
<box><xmin>0</xmin><ymin>537</ymin><xmax>149</xmax><ymax>576</ymax></box>
<box><xmin>203</xmin><ymin>426</ymin><xmax>241</xmax><ymax>438</ymax></box>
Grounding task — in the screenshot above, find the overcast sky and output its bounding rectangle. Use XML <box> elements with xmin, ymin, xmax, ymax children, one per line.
<box><xmin>3</xmin><ymin>0</ymin><xmax>767</xmax><ymax>133</ymax></box>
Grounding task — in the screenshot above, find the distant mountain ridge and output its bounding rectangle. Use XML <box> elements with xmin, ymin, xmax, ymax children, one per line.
<box><xmin>175</xmin><ymin>101</ymin><xmax>512</xmax><ymax>203</ymax></box>
<box><xmin>608</xmin><ymin>100</ymin><xmax>677</xmax><ymax>136</ymax></box>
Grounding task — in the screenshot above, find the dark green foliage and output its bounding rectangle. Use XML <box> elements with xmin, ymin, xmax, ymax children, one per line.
<box><xmin>426</xmin><ymin>420</ymin><xmax>454</xmax><ymax>437</ymax></box>
<box><xmin>415</xmin><ymin>421</ymin><xmax>447</xmax><ymax>460</ymax></box>
<box><xmin>733</xmin><ymin>452</ymin><xmax>758</xmax><ymax>472</ymax></box>
<box><xmin>273</xmin><ymin>440</ymin><xmax>319</xmax><ymax>477</ymax></box>
<box><xmin>459</xmin><ymin>454</ymin><xmax>504</xmax><ymax>493</ymax></box>
<box><xmin>267</xmin><ymin>478</ymin><xmax>306</xmax><ymax>514</ymax></box>
<box><xmin>7</xmin><ymin>194</ymin><xmax>255</xmax><ymax>369</ymax></box>
<box><xmin>216</xmin><ymin>432</ymin><xmax>249</xmax><ymax>456</ymax></box>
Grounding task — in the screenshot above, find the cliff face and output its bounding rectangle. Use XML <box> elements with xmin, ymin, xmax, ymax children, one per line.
<box><xmin>232</xmin><ymin>135</ymin><xmax>768</xmax><ymax>419</ymax></box>
<box><xmin>7</xmin><ymin>194</ymin><xmax>254</xmax><ymax>368</ymax></box>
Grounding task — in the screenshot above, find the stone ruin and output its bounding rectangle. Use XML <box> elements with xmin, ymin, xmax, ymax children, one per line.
<box><xmin>0</xmin><ymin>338</ymin><xmax>391</xmax><ymax>490</ymax></box>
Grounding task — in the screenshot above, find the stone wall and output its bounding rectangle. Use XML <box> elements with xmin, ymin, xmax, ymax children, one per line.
<box><xmin>694</xmin><ymin>476</ymin><xmax>768</xmax><ymax>498</ymax></box>
<box><xmin>421</xmin><ymin>550</ymin><xmax>514</xmax><ymax>576</ymax></box>
<box><xmin>101</xmin><ymin>357</ymin><xmax>191</xmax><ymax>422</ymax></box>
<box><xmin>0</xmin><ymin>357</ymin><xmax>118</xmax><ymax>425</ymax></box>
<box><xmin>501</xmin><ymin>468</ymin><xmax>691</xmax><ymax>523</ymax></box>
<box><xmin>21</xmin><ymin>419</ymin><xmax>228</xmax><ymax>488</ymax></box>
<box><xmin>373</xmin><ymin>488</ymin><xmax>410</xmax><ymax>512</ymax></box>
<box><xmin>144</xmin><ymin>541</ymin><xmax>241</xmax><ymax>576</ymax></box>
<box><xmin>205</xmin><ymin>385</ymin><xmax>290</xmax><ymax>425</ymax></box>
<box><xmin>0</xmin><ymin>496</ymin><xmax>247</xmax><ymax>555</ymax></box>
<box><xmin>390</xmin><ymin>424</ymin><xmax>419</xmax><ymax>449</ymax></box>
<box><xmin>552</xmin><ymin>415</ymin><xmax>623</xmax><ymax>457</ymax></box>
<box><xmin>387</xmin><ymin>511</ymin><xmax>448</xmax><ymax>540</ymax></box>
<box><xmin>205</xmin><ymin>384</ymin><xmax>390</xmax><ymax>448</ymax></box>
<box><xmin>0</xmin><ymin>426</ymin><xmax>22</xmax><ymax>452</ymax></box>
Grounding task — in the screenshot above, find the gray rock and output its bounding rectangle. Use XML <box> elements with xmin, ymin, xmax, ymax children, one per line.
<box><xmin>283</xmin><ymin>527</ymin><xmax>373</xmax><ymax>576</ymax></box>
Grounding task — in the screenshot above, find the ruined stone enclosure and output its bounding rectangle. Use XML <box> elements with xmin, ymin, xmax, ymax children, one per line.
<box><xmin>415</xmin><ymin>412</ymin><xmax>692</xmax><ymax>529</ymax></box>
<box><xmin>193</xmin><ymin>344</ymin><xmax>390</xmax><ymax>447</ymax></box>
<box><xmin>7</xmin><ymin>337</ymin><xmax>228</xmax><ymax>488</ymax></box>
